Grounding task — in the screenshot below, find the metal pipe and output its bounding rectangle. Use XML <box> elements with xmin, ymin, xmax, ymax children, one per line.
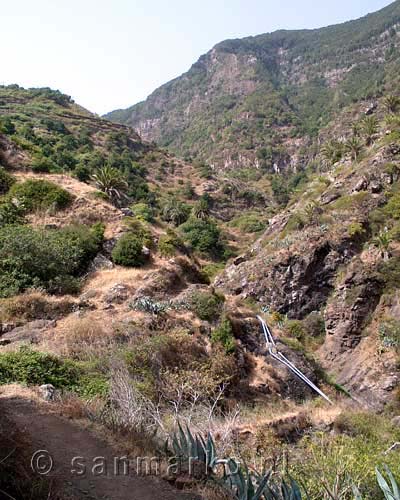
<box><xmin>257</xmin><ymin>316</ymin><xmax>333</xmax><ymax>405</ymax></box>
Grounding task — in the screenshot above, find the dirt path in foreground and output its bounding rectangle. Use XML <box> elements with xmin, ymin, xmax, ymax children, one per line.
<box><xmin>0</xmin><ymin>390</ymin><xmax>199</xmax><ymax>500</ymax></box>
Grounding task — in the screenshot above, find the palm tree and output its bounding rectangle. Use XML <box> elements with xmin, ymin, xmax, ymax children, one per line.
<box><xmin>192</xmin><ymin>197</ymin><xmax>210</xmax><ymax>220</ymax></box>
<box><xmin>161</xmin><ymin>198</ymin><xmax>189</xmax><ymax>226</ymax></box>
<box><xmin>92</xmin><ymin>166</ymin><xmax>128</xmax><ymax>201</ymax></box>
<box><xmin>321</xmin><ymin>139</ymin><xmax>344</xmax><ymax>166</ymax></box>
<box><xmin>383</xmin><ymin>95</ymin><xmax>400</xmax><ymax>114</ymax></box>
<box><xmin>345</xmin><ymin>136</ymin><xmax>363</xmax><ymax>161</ymax></box>
<box><xmin>361</xmin><ymin>116</ymin><xmax>379</xmax><ymax>146</ymax></box>
<box><xmin>303</xmin><ymin>201</ymin><xmax>323</xmax><ymax>225</ymax></box>
<box><xmin>372</xmin><ymin>228</ymin><xmax>392</xmax><ymax>261</ymax></box>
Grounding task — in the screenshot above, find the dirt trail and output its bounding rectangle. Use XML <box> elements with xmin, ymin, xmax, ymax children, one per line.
<box><xmin>0</xmin><ymin>389</ymin><xmax>199</xmax><ymax>500</ymax></box>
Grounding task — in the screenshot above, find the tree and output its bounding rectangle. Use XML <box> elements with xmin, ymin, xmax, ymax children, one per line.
<box><xmin>92</xmin><ymin>166</ymin><xmax>128</xmax><ymax>201</ymax></box>
<box><xmin>360</xmin><ymin>116</ymin><xmax>379</xmax><ymax>146</ymax></box>
<box><xmin>321</xmin><ymin>139</ymin><xmax>344</xmax><ymax>166</ymax></box>
<box><xmin>161</xmin><ymin>198</ymin><xmax>190</xmax><ymax>226</ymax></box>
<box><xmin>345</xmin><ymin>137</ymin><xmax>363</xmax><ymax>161</ymax></box>
<box><xmin>372</xmin><ymin>229</ymin><xmax>392</xmax><ymax>261</ymax></box>
<box><xmin>383</xmin><ymin>95</ymin><xmax>400</xmax><ymax>114</ymax></box>
<box><xmin>179</xmin><ymin>217</ymin><xmax>223</xmax><ymax>256</ymax></box>
<box><xmin>192</xmin><ymin>197</ymin><xmax>210</xmax><ymax>220</ymax></box>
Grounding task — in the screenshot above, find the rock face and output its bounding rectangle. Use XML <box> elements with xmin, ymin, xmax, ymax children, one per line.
<box><xmin>0</xmin><ymin>320</ymin><xmax>57</xmax><ymax>345</ymax></box>
<box><xmin>321</xmin><ymin>260</ymin><xmax>382</xmax><ymax>362</ymax></box>
<box><xmin>217</xmin><ymin>235</ymin><xmax>360</xmax><ymax>319</ymax></box>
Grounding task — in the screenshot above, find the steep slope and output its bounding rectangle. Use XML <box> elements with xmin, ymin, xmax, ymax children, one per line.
<box><xmin>106</xmin><ymin>1</ymin><xmax>400</xmax><ymax>170</ymax></box>
<box><xmin>215</xmin><ymin>95</ymin><xmax>400</xmax><ymax>409</ymax></box>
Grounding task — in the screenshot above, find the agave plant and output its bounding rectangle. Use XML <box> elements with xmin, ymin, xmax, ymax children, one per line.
<box><xmin>129</xmin><ymin>296</ymin><xmax>170</xmax><ymax>315</ymax></box>
<box><xmin>376</xmin><ymin>466</ymin><xmax>400</xmax><ymax>500</ymax></box>
<box><xmin>165</xmin><ymin>423</ymin><xmax>218</xmax><ymax>470</ymax></box>
<box><xmin>92</xmin><ymin>166</ymin><xmax>128</xmax><ymax>201</ymax></box>
<box><xmin>222</xmin><ymin>459</ymin><xmax>306</xmax><ymax>500</ymax></box>
<box><xmin>353</xmin><ymin>466</ymin><xmax>400</xmax><ymax>500</ymax></box>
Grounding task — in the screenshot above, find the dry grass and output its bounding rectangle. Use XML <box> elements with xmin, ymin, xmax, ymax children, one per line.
<box><xmin>0</xmin><ymin>290</ymin><xmax>75</xmax><ymax>325</ymax></box>
<box><xmin>56</xmin><ymin>316</ymin><xmax>117</xmax><ymax>359</ymax></box>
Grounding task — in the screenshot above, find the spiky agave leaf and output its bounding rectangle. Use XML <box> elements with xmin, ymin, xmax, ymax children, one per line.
<box><xmin>376</xmin><ymin>466</ymin><xmax>400</xmax><ymax>500</ymax></box>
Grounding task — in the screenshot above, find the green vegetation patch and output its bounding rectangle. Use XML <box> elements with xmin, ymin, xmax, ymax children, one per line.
<box><xmin>7</xmin><ymin>179</ymin><xmax>72</xmax><ymax>213</ymax></box>
<box><xmin>0</xmin><ymin>223</ymin><xmax>104</xmax><ymax>297</ymax></box>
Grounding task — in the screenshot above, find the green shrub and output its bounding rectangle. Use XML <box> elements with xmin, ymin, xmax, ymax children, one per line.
<box><xmin>285</xmin><ymin>212</ymin><xmax>306</xmax><ymax>232</ymax></box>
<box><xmin>0</xmin><ymin>346</ymin><xmax>78</xmax><ymax>387</ymax></box>
<box><xmin>122</xmin><ymin>217</ymin><xmax>153</xmax><ymax>248</ymax></box>
<box><xmin>158</xmin><ymin>229</ymin><xmax>183</xmax><ymax>257</ymax></box>
<box><xmin>131</xmin><ymin>202</ymin><xmax>154</xmax><ymax>222</ymax></box>
<box><xmin>74</xmin><ymin>164</ymin><xmax>91</xmax><ymax>182</ymax></box>
<box><xmin>303</xmin><ymin>312</ymin><xmax>325</xmax><ymax>338</ymax></box>
<box><xmin>377</xmin><ymin>256</ymin><xmax>400</xmax><ymax>292</ymax></box>
<box><xmin>284</xmin><ymin>320</ymin><xmax>305</xmax><ymax>340</ymax></box>
<box><xmin>384</xmin><ymin>192</ymin><xmax>400</xmax><ymax>220</ymax></box>
<box><xmin>201</xmin><ymin>262</ymin><xmax>226</xmax><ymax>282</ymax></box>
<box><xmin>111</xmin><ymin>233</ymin><xmax>145</xmax><ymax>267</ymax></box>
<box><xmin>179</xmin><ymin>217</ymin><xmax>223</xmax><ymax>256</ymax></box>
<box><xmin>0</xmin><ymin>223</ymin><xmax>103</xmax><ymax>297</ymax></box>
<box><xmin>211</xmin><ymin>316</ymin><xmax>236</xmax><ymax>353</ymax></box>
<box><xmin>0</xmin><ymin>201</ymin><xmax>24</xmax><ymax>227</ymax></box>
<box><xmin>0</xmin><ymin>167</ymin><xmax>16</xmax><ymax>195</ymax></box>
<box><xmin>379</xmin><ymin>318</ymin><xmax>400</xmax><ymax>350</ymax></box>
<box><xmin>348</xmin><ymin>221</ymin><xmax>366</xmax><ymax>238</ymax></box>
<box><xmin>190</xmin><ymin>291</ymin><xmax>224</xmax><ymax>321</ymax></box>
<box><xmin>31</xmin><ymin>156</ymin><xmax>57</xmax><ymax>173</ymax></box>
<box><xmin>229</xmin><ymin>213</ymin><xmax>267</xmax><ymax>233</ymax></box>
<box><xmin>8</xmin><ymin>179</ymin><xmax>72</xmax><ymax>213</ymax></box>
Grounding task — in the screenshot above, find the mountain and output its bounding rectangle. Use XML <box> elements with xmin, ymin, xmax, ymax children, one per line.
<box><xmin>105</xmin><ymin>0</ymin><xmax>400</xmax><ymax>170</ymax></box>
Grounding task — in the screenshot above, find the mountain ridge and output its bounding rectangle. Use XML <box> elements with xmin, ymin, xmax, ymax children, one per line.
<box><xmin>105</xmin><ymin>0</ymin><xmax>400</xmax><ymax>171</ymax></box>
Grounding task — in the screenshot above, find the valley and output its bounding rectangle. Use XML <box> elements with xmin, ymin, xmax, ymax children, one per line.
<box><xmin>1</xmin><ymin>2</ymin><xmax>400</xmax><ymax>499</ymax></box>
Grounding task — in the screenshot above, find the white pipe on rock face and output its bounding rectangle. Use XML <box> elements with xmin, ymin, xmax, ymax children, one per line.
<box><xmin>257</xmin><ymin>316</ymin><xmax>333</xmax><ymax>405</ymax></box>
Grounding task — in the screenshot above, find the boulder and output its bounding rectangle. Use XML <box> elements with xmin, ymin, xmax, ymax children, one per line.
<box><xmin>40</xmin><ymin>384</ymin><xmax>56</xmax><ymax>402</ymax></box>
<box><xmin>391</xmin><ymin>416</ymin><xmax>400</xmax><ymax>427</ymax></box>
<box><xmin>1</xmin><ymin>320</ymin><xmax>57</xmax><ymax>344</ymax></box>
<box><xmin>120</xmin><ymin>207</ymin><xmax>133</xmax><ymax>217</ymax></box>
<box><xmin>105</xmin><ymin>283</ymin><xmax>130</xmax><ymax>304</ymax></box>
<box><xmin>90</xmin><ymin>253</ymin><xmax>114</xmax><ymax>271</ymax></box>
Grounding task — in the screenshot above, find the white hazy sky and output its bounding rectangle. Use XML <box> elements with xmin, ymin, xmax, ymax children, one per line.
<box><xmin>0</xmin><ymin>0</ymin><xmax>394</xmax><ymax>115</ymax></box>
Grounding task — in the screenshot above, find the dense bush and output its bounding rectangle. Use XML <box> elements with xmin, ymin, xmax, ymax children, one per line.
<box><xmin>179</xmin><ymin>217</ymin><xmax>223</xmax><ymax>256</ymax></box>
<box><xmin>8</xmin><ymin>179</ymin><xmax>72</xmax><ymax>213</ymax></box>
<box><xmin>111</xmin><ymin>233</ymin><xmax>146</xmax><ymax>267</ymax></box>
<box><xmin>0</xmin><ymin>346</ymin><xmax>78</xmax><ymax>387</ymax></box>
<box><xmin>0</xmin><ymin>223</ymin><xmax>103</xmax><ymax>297</ymax></box>
<box><xmin>74</xmin><ymin>164</ymin><xmax>91</xmax><ymax>182</ymax></box>
<box><xmin>158</xmin><ymin>229</ymin><xmax>184</xmax><ymax>257</ymax></box>
<box><xmin>31</xmin><ymin>156</ymin><xmax>57</xmax><ymax>173</ymax></box>
<box><xmin>229</xmin><ymin>212</ymin><xmax>267</xmax><ymax>233</ymax></box>
<box><xmin>211</xmin><ymin>316</ymin><xmax>236</xmax><ymax>353</ymax></box>
<box><xmin>0</xmin><ymin>201</ymin><xmax>24</xmax><ymax>227</ymax></box>
<box><xmin>131</xmin><ymin>202</ymin><xmax>154</xmax><ymax>222</ymax></box>
<box><xmin>122</xmin><ymin>217</ymin><xmax>153</xmax><ymax>248</ymax></box>
<box><xmin>284</xmin><ymin>320</ymin><xmax>305</xmax><ymax>340</ymax></box>
<box><xmin>190</xmin><ymin>291</ymin><xmax>224</xmax><ymax>321</ymax></box>
<box><xmin>0</xmin><ymin>167</ymin><xmax>16</xmax><ymax>194</ymax></box>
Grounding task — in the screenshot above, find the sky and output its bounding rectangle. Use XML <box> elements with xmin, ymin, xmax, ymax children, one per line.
<box><xmin>0</xmin><ymin>0</ymin><xmax>394</xmax><ymax>115</ymax></box>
